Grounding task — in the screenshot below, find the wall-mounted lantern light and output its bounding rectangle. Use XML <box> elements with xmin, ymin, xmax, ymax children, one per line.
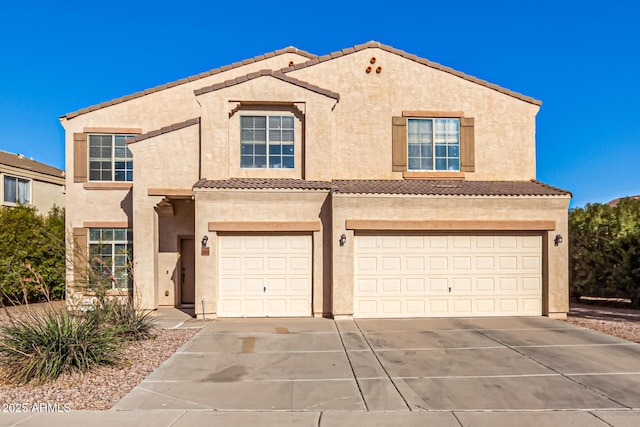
<box><xmin>554</xmin><ymin>234</ymin><xmax>563</xmax><ymax>246</ymax></box>
<box><xmin>201</xmin><ymin>235</ymin><xmax>209</xmax><ymax>247</ymax></box>
<box><xmin>339</xmin><ymin>234</ymin><xmax>347</xmax><ymax>247</ymax></box>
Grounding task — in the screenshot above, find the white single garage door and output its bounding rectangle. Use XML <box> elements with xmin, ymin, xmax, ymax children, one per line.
<box><xmin>218</xmin><ymin>234</ymin><xmax>312</xmax><ymax>317</ymax></box>
<box><xmin>354</xmin><ymin>234</ymin><xmax>542</xmax><ymax>318</ymax></box>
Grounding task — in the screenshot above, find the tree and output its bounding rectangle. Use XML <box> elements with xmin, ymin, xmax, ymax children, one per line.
<box><xmin>569</xmin><ymin>199</ymin><xmax>640</xmax><ymax>305</ymax></box>
<box><xmin>0</xmin><ymin>205</ymin><xmax>65</xmax><ymax>303</ymax></box>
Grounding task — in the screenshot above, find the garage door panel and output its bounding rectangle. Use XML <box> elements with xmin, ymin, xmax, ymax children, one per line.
<box><xmin>406</xmin><ymin>278</ymin><xmax>426</xmax><ymax>293</ymax></box>
<box><xmin>522</xmin><ymin>277</ymin><xmax>541</xmax><ymax>292</ymax></box>
<box><xmin>429</xmin><ymin>257</ymin><xmax>448</xmax><ymax>270</ymax></box>
<box><xmin>218</xmin><ymin>235</ymin><xmax>312</xmax><ymax>317</ymax></box>
<box><xmin>354</xmin><ymin>234</ymin><xmax>542</xmax><ymax>318</ymax></box>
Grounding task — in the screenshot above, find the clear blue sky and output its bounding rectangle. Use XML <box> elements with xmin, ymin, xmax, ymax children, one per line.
<box><xmin>1</xmin><ymin>0</ymin><xmax>638</xmax><ymax>208</ymax></box>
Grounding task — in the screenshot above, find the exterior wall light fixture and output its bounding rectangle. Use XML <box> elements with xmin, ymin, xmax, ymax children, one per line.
<box><xmin>201</xmin><ymin>235</ymin><xmax>209</xmax><ymax>247</ymax></box>
<box><xmin>339</xmin><ymin>234</ymin><xmax>347</xmax><ymax>246</ymax></box>
<box><xmin>554</xmin><ymin>234</ymin><xmax>563</xmax><ymax>246</ymax></box>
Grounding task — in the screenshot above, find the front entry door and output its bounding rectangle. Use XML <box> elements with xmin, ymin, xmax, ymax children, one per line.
<box><xmin>179</xmin><ymin>237</ymin><xmax>195</xmax><ymax>305</ymax></box>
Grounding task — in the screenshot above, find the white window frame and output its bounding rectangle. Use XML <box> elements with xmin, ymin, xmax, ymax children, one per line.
<box><xmin>88</xmin><ymin>228</ymin><xmax>133</xmax><ymax>290</ymax></box>
<box><xmin>88</xmin><ymin>134</ymin><xmax>134</xmax><ymax>182</ymax></box>
<box><xmin>240</xmin><ymin>115</ymin><xmax>295</xmax><ymax>169</ymax></box>
<box><xmin>2</xmin><ymin>174</ymin><xmax>31</xmax><ymax>206</ymax></box>
<box><xmin>407</xmin><ymin>118</ymin><xmax>460</xmax><ymax>172</ymax></box>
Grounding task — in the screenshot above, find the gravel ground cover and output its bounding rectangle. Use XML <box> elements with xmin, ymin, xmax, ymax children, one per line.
<box><xmin>0</xmin><ymin>327</ymin><xmax>198</xmax><ymax>410</ymax></box>
<box><xmin>566</xmin><ymin>303</ymin><xmax>640</xmax><ymax>343</ymax></box>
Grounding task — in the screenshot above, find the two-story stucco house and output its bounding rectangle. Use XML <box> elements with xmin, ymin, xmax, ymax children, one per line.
<box><xmin>0</xmin><ymin>151</ymin><xmax>65</xmax><ymax>213</ymax></box>
<box><xmin>61</xmin><ymin>41</ymin><xmax>571</xmax><ymax>319</ymax></box>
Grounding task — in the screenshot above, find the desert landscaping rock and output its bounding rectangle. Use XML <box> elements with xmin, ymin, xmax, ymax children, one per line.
<box><xmin>0</xmin><ymin>328</ymin><xmax>197</xmax><ymax>410</ymax></box>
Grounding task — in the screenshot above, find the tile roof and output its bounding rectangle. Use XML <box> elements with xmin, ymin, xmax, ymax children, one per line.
<box><xmin>280</xmin><ymin>41</ymin><xmax>542</xmax><ymax>106</ymax></box>
<box><xmin>0</xmin><ymin>151</ymin><xmax>65</xmax><ymax>179</ymax></box>
<box><xmin>332</xmin><ymin>180</ymin><xmax>570</xmax><ymax>196</ymax></box>
<box><xmin>194</xmin><ymin>70</ymin><xmax>340</xmax><ymax>100</ymax></box>
<box><xmin>193</xmin><ymin>178</ymin><xmax>570</xmax><ymax>197</ymax></box>
<box><xmin>62</xmin><ymin>47</ymin><xmax>317</xmax><ymax>120</ymax></box>
<box><xmin>193</xmin><ymin>178</ymin><xmax>333</xmax><ymax>190</ymax></box>
<box><xmin>126</xmin><ymin>118</ymin><xmax>200</xmax><ymax>144</ymax></box>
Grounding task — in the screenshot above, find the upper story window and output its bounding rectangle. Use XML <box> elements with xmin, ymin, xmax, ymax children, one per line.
<box><xmin>88</xmin><ymin>134</ymin><xmax>133</xmax><ymax>181</ymax></box>
<box><xmin>407</xmin><ymin>118</ymin><xmax>460</xmax><ymax>171</ymax></box>
<box><xmin>241</xmin><ymin>115</ymin><xmax>294</xmax><ymax>169</ymax></box>
<box><xmin>3</xmin><ymin>175</ymin><xmax>30</xmax><ymax>205</ymax></box>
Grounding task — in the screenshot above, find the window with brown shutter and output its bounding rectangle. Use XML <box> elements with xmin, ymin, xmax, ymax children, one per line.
<box><xmin>392</xmin><ymin>113</ymin><xmax>475</xmax><ymax>174</ymax></box>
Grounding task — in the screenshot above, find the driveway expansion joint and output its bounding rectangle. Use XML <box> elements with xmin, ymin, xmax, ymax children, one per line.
<box><xmin>353</xmin><ymin>319</ymin><xmax>412</xmax><ymax>411</ymax></box>
<box><xmin>455</xmin><ymin>319</ymin><xmax>633</xmax><ymax>410</ymax></box>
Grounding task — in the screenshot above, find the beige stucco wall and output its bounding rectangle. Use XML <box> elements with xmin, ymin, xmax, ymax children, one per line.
<box><xmin>331</xmin><ymin>194</ymin><xmax>570</xmax><ymax>317</ymax></box>
<box><xmin>193</xmin><ymin>190</ymin><xmax>329</xmax><ymax>318</ymax></box>
<box><xmin>61</xmin><ymin>52</ymin><xmax>311</xmax><ymax>240</ymax></box>
<box><xmin>31</xmin><ymin>180</ymin><xmax>65</xmax><ymax>213</ymax></box>
<box><xmin>0</xmin><ymin>166</ymin><xmax>65</xmax><ymax>213</ymax></box>
<box><xmin>196</xmin><ymin>77</ymin><xmax>337</xmax><ymax>181</ymax></box>
<box><xmin>127</xmin><ymin>124</ymin><xmax>200</xmax><ymax>310</ymax></box>
<box><xmin>288</xmin><ymin>48</ymin><xmax>539</xmax><ymax>180</ymax></box>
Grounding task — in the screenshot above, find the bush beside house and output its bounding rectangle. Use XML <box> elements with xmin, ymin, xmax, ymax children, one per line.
<box><xmin>569</xmin><ymin>198</ymin><xmax>640</xmax><ymax>306</ymax></box>
<box><xmin>0</xmin><ymin>205</ymin><xmax>65</xmax><ymax>304</ymax></box>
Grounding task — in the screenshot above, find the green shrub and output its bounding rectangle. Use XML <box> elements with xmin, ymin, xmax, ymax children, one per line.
<box><xmin>0</xmin><ymin>309</ymin><xmax>122</xmax><ymax>384</ymax></box>
<box><xmin>0</xmin><ymin>205</ymin><xmax>65</xmax><ymax>303</ymax></box>
<box><xmin>569</xmin><ymin>198</ymin><xmax>640</xmax><ymax>305</ymax></box>
<box><xmin>87</xmin><ymin>298</ymin><xmax>156</xmax><ymax>341</ymax></box>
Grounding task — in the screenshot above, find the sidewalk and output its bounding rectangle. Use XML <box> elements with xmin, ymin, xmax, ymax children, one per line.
<box><xmin>1</xmin><ymin>408</ymin><xmax>639</xmax><ymax>426</ymax></box>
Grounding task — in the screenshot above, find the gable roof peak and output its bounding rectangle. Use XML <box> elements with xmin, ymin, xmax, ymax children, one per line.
<box><xmin>62</xmin><ymin>46</ymin><xmax>317</xmax><ymax>120</ymax></box>
<box><xmin>282</xmin><ymin>41</ymin><xmax>541</xmax><ymax>106</ymax></box>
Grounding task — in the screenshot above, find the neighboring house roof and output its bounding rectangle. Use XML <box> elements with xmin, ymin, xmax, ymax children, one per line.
<box><xmin>193</xmin><ymin>178</ymin><xmax>570</xmax><ymax>197</ymax></box>
<box><xmin>0</xmin><ymin>151</ymin><xmax>65</xmax><ymax>179</ymax></box>
<box><xmin>607</xmin><ymin>195</ymin><xmax>640</xmax><ymax>207</ymax></box>
<box><xmin>194</xmin><ymin>70</ymin><xmax>340</xmax><ymax>100</ymax></box>
<box><xmin>62</xmin><ymin>41</ymin><xmax>540</xmax><ymax>120</ymax></box>
<box><xmin>280</xmin><ymin>41</ymin><xmax>541</xmax><ymax>106</ymax></box>
<box><xmin>62</xmin><ymin>47</ymin><xmax>317</xmax><ymax>120</ymax></box>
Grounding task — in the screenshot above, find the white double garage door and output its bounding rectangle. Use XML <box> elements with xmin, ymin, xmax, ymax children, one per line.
<box><xmin>217</xmin><ymin>233</ymin><xmax>542</xmax><ymax>318</ymax></box>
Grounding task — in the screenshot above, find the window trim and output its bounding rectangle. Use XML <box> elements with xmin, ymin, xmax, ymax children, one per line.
<box><xmin>240</xmin><ymin>114</ymin><xmax>295</xmax><ymax>169</ymax></box>
<box><xmin>2</xmin><ymin>174</ymin><xmax>31</xmax><ymax>206</ymax></box>
<box><xmin>407</xmin><ymin>117</ymin><xmax>461</xmax><ymax>172</ymax></box>
<box><xmin>87</xmin><ymin>227</ymin><xmax>133</xmax><ymax>291</ymax></box>
<box><xmin>87</xmin><ymin>133</ymin><xmax>134</xmax><ymax>182</ymax></box>
<box><xmin>392</xmin><ymin>113</ymin><xmax>474</xmax><ymax>175</ymax></box>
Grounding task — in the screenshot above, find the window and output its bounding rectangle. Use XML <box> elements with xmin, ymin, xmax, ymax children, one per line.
<box><xmin>88</xmin><ymin>134</ymin><xmax>133</xmax><ymax>181</ymax></box>
<box><xmin>3</xmin><ymin>175</ymin><xmax>30</xmax><ymax>204</ymax></box>
<box><xmin>88</xmin><ymin>228</ymin><xmax>133</xmax><ymax>290</ymax></box>
<box><xmin>241</xmin><ymin>115</ymin><xmax>294</xmax><ymax>169</ymax></box>
<box><xmin>407</xmin><ymin>118</ymin><xmax>460</xmax><ymax>171</ymax></box>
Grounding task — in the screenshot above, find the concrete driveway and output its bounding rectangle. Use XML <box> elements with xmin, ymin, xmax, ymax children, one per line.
<box><xmin>114</xmin><ymin>316</ymin><xmax>640</xmax><ymax>426</ymax></box>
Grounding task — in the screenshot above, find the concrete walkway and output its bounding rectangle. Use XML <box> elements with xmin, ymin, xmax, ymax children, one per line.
<box><xmin>2</xmin><ymin>312</ymin><xmax>640</xmax><ymax>426</ymax></box>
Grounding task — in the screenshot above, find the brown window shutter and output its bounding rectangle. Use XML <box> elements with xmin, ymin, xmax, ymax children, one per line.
<box><xmin>73</xmin><ymin>133</ymin><xmax>88</xmax><ymax>183</ymax></box>
<box><xmin>72</xmin><ymin>227</ymin><xmax>88</xmax><ymax>288</ymax></box>
<box><xmin>392</xmin><ymin>116</ymin><xmax>407</xmax><ymax>171</ymax></box>
<box><xmin>460</xmin><ymin>117</ymin><xmax>475</xmax><ymax>172</ymax></box>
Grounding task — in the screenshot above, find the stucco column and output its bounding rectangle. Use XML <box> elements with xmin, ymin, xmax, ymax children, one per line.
<box><xmin>132</xmin><ymin>196</ymin><xmax>163</xmax><ymax>311</ymax></box>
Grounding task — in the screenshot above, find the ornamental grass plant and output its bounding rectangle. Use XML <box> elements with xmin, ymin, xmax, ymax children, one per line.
<box><xmin>0</xmin><ymin>308</ymin><xmax>122</xmax><ymax>385</ymax></box>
